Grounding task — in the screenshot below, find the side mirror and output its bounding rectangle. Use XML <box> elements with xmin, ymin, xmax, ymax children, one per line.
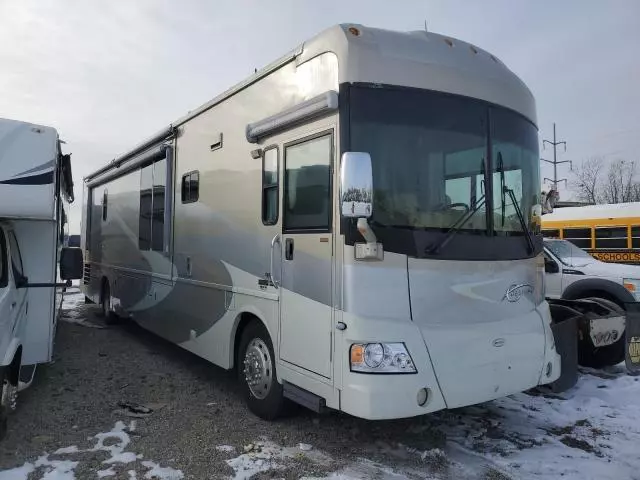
<box><xmin>16</xmin><ymin>275</ymin><xmax>29</xmax><ymax>289</ymax></box>
<box><xmin>60</xmin><ymin>247</ymin><xmax>83</xmax><ymax>280</ymax></box>
<box><xmin>544</xmin><ymin>257</ymin><xmax>559</xmax><ymax>274</ymax></box>
<box><xmin>340</xmin><ymin>152</ymin><xmax>373</xmax><ymax>218</ymax></box>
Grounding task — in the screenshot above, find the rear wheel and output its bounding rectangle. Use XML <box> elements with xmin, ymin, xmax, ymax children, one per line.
<box><xmin>237</xmin><ymin>321</ymin><xmax>284</xmax><ymax>420</ymax></box>
<box><xmin>578</xmin><ymin>297</ymin><xmax>626</xmax><ymax>368</ymax></box>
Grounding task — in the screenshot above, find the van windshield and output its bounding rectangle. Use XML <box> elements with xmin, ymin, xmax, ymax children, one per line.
<box><xmin>545</xmin><ymin>239</ymin><xmax>595</xmax><ymax>266</ymax></box>
<box><xmin>345</xmin><ymin>84</ymin><xmax>542</xmax><ymax>260</ymax></box>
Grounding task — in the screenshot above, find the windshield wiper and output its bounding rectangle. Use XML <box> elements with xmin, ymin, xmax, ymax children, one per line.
<box><xmin>425</xmin><ymin>195</ymin><xmax>486</xmax><ymax>255</ymax></box>
<box><xmin>498</xmin><ymin>153</ymin><xmax>506</xmax><ymax>227</ymax></box>
<box><xmin>497</xmin><ymin>152</ymin><xmax>534</xmax><ymax>254</ymax></box>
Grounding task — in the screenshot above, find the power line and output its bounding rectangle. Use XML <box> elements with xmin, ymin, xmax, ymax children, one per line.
<box><xmin>541</xmin><ymin>122</ymin><xmax>572</xmax><ymax>190</ymax></box>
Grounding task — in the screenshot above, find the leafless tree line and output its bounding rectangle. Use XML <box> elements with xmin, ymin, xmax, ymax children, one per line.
<box><xmin>571</xmin><ymin>157</ymin><xmax>640</xmax><ymax>204</ymax></box>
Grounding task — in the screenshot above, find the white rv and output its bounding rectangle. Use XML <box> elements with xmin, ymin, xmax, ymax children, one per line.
<box><xmin>81</xmin><ymin>24</ymin><xmax>585</xmax><ymax>420</ymax></box>
<box><xmin>0</xmin><ymin>118</ymin><xmax>83</xmax><ymax>438</ymax></box>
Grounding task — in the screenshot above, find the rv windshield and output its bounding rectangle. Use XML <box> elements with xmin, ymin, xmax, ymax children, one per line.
<box><xmin>346</xmin><ymin>84</ymin><xmax>541</xmax><ymax>260</ymax></box>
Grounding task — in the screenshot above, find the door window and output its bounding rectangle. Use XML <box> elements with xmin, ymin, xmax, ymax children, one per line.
<box><xmin>284</xmin><ymin>134</ymin><xmax>332</xmax><ymax>232</ymax></box>
<box><xmin>7</xmin><ymin>231</ymin><xmax>24</xmax><ymax>280</ymax></box>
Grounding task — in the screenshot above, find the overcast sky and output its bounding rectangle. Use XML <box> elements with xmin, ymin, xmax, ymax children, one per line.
<box><xmin>1</xmin><ymin>0</ymin><xmax>638</xmax><ymax>233</ymax></box>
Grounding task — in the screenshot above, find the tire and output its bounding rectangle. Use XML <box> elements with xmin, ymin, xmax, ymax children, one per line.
<box><xmin>100</xmin><ymin>281</ymin><xmax>118</xmax><ymax>325</ymax></box>
<box><xmin>237</xmin><ymin>321</ymin><xmax>284</xmax><ymax>420</ymax></box>
<box><xmin>0</xmin><ymin>365</ymin><xmax>18</xmax><ymax>441</ymax></box>
<box><xmin>578</xmin><ymin>297</ymin><xmax>626</xmax><ymax>368</ymax></box>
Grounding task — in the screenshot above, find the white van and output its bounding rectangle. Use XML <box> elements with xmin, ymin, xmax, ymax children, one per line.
<box><xmin>0</xmin><ymin>118</ymin><xmax>83</xmax><ymax>439</ymax></box>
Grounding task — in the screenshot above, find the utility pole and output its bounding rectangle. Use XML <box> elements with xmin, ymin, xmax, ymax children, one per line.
<box><xmin>541</xmin><ymin>123</ymin><xmax>572</xmax><ymax>190</ymax></box>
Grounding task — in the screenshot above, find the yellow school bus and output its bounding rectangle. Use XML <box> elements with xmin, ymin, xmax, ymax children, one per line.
<box><xmin>542</xmin><ymin>202</ymin><xmax>640</xmax><ymax>264</ymax></box>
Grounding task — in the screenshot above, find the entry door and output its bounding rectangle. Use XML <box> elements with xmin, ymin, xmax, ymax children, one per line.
<box><xmin>0</xmin><ymin>228</ymin><xmax>18</xmax><ymax>358</ymax></box>
<box><xmin>279</xmin><ymin>132</ymin><xmax>334</xmax><ymax>379</ymax></box>
<box><xmin>6</xmin><ymin>230</ymin><xmax>27</xmax><ymax>336</ymax></box>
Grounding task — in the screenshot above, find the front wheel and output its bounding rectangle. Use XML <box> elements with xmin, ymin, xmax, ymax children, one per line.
<box><xmin>579</xmin><ymin>297</ymin><xmax>626</xmax><ymax>368</ymax></box>
<box><xmin>237</xmin><ymin>321</ymin><xmax>284</xmax><ymax>420</ymax></box>
<box><xmin>0</xmin><ymin>367</ymin><xmax>18</xmax><ymax>440</ymax></box>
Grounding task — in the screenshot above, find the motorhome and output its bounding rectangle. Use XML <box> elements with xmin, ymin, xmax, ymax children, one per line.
<box><xmin>81</xmin><ymin>24</ymin><xmax>586</xmax><ymax>420</ymax></box>
<box><xmin>0</xmin><ymin>118</ymin><xmax>83</xmax><ymax>438</ymax></box>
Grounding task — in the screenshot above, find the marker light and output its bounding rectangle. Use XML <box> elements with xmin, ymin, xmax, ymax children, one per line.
<box><xmin>624</xmin><ymin>278</ymin><xmax>640</xmax><ymax>301</ymax></box>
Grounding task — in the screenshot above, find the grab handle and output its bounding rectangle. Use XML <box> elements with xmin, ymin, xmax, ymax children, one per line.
<box><xmin>269</xmin><ymin>234</ymin><xmax>281</xmax><ymax>289</ymax></box>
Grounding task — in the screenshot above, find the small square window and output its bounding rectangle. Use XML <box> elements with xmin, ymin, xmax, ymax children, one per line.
<box><xmin>181</xmin><ymin>171</ymin><xmax>200</xmax><ymax>204</ymax></box>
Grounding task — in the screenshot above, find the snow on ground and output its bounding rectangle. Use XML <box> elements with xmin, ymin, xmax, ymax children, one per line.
<box><xmin>224</xmin><ymin>441</ymin><xmax>333</xmax><ymax>480</ymax></box>
<box><xmin>434</xmin><ymin>364</ymin><xmax>640</xmax><ymax>480</ymax></box>
<box><xmin>7</xmin><ymin>289</ymin><xmax>638</xmax><ymax>479</ymax></box>
<box><xmin>214</xmin><ymin>365</ymin><xmax>640</xmax><ymax>480</ymax></box>
<box><xmin>0</xmin><ymin>421</ymin><xmax>182</xmax><ymax>480</ymax></box>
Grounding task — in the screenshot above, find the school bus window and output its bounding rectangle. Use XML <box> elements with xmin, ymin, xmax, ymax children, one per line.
<box><xmin>632</xmin><ymin>226</ymin><xmax>640</xmax><ymax>248</ymax></box>
<box><xmin>595</xmin><ymin>226</ymin><xmax>627</xmax><ymax>249</ymax></box>
<box><xmin>542</xmin><ymin>229</ymin><xmax>560</xmax><ymax>238</ymax></box>
<box><xmin>562</xmin><ymin>227</ymin><xmax>591</xmax><ymax>249</ymax></box>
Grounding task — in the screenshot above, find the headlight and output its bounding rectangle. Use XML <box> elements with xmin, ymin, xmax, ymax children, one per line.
<box><xmin>350</xmin><ymin>343</ymin><xmax>417</xmax><ymax>373</ymax></box>
<box><xmin>623</xmin><ymin>278</ymin><xmax>640</xmax><ymax>301</ymax></box>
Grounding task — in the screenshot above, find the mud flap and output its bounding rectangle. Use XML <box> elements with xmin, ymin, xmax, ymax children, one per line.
<box><xmin>549</xmin><ymin>315</ymin><xmax>579</xmax><ymax>392</ymax></box>
<box><xmin>625</xmin><ymin>302</ymin><xmax>640</xmax><ymax>375</ymax></box>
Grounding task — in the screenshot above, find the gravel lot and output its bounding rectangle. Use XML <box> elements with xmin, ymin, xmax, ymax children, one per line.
<box><xmin>1</xmin><ymin>289</ymin><xmax>639</xmax><ymax>480</ymax></box>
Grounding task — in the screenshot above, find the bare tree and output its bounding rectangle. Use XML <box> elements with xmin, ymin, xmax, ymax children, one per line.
<box><xmin>571</xmin><ymin>157</ymin><xmax>603</xmax><ymax>204</ymax></box>
<box><xmin>601</xmin><ymin>159</ymin><xmax>639</xmax><ymax>203</ymax></box>
<box><xmin>570</xmin><ymin>157</ymin><xmax>640</xmax><ymax>204</ymax></box>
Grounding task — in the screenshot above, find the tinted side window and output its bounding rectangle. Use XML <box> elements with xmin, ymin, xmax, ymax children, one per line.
<box><xmin>152</xmin><ymin>158</ymin><xmax>166</xmax><ymax>252</ymax></box>
<box><xmin>102</xmin><ymin>190</ymin><xmax>108</xmax><ymax>221</ymax></box>
<box><xmin>0</xmin><ymin>229</ymin><xmax>7</xmax><ymax>288</ymax></box>
<box><xmin>262</xmin><ymin>148</ymin><xmax>279</xmax><ymax>225</ymax></box>
<box><xmin>7</xmin><ymin>231</ymin><xmax>24</xmax><ymax>278</ymax></box>
<box><xmin>632</xmin><ymin>226</ymin><xmax>640</xmax><ymax>248</ymax></box>
<box><xmin>595</xmin><ymin>226</ymin><xmax>628</xmax><ymax>249</ymax></box>
<box><xmin>563</xmin><ymin>227</ymin><xmax>592</xmax><ymax>249</ymax></box>
<box><xmin>284</xmin><ymin>134</ymin><xmax>332</xmax><ymax>232</ymax></box>
<box><xmin>542</xmin><ymin>229</ymin><xmax>560</xmax><ymax>238</ymax></box>
<box><xmin>181</xmin><ymin>171</ymin><xmax>199</xmax><ymax>204</ymax></box>
<box><xmin>139</xmin><ymin>164</ymin><xmax>153</xmax><ymax>250</ymax></box>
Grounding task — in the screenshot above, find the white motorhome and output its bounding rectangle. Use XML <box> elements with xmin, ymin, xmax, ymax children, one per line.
<box><xmin>81</xmin><ymin>24</ymin><xmax>580</xmax><ymax>420</ymax></box>
<box><xmin>0</xmin><ymin>118</ymin><xmax>83</xmax><ymax>438</ymax></box>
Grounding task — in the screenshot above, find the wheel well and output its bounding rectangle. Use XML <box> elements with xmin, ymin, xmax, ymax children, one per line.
<box><xmin>574</xmin><ymin>290</ymin><xmax>623</xmax><ymax>309</ymax></box>
<box><xmin>233</xmin><ymin>312</ymin><xmax>264</xmax><ymax>371</ymax></box>
<box><xmin>8</xmin><ymin>346</ymin><xmax>21</xmax><ymax>385</ymax></box>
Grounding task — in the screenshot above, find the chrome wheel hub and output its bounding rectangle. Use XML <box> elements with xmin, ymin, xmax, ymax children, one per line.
<box><xmin>243</xmin><ymin>338</ymin><xmax>272</xmax><ymax>400</ymax></box>
<box><xmin>1</xmin><ymin>380</ymin><xmax>17</xmax><ymax>412</ymax></box>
